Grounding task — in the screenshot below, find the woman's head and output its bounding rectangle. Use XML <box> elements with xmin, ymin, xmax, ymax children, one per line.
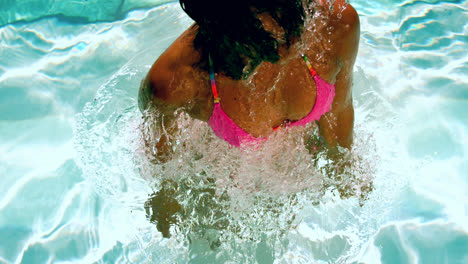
<box><xmin>180</xmin><ymin>0</ymin><xmax>306</xmax><ymax>79</ymax></box>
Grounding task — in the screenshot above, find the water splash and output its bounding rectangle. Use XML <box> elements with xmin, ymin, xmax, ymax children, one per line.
<box><xmin>73</xmin><ymin>2</ymin><xmax>411</xmax><ymax>263</ymax></box>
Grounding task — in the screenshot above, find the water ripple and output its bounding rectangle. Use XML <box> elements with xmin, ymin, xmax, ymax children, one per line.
<box><xmin>394</xmin><ymin>3</ymin><xmax>468</xmax><ymax>51</ymax></box>
<box><xmin>0</xmin><ymin>0</ymin><xmax>173</xmax><ymax>27</ymax></box>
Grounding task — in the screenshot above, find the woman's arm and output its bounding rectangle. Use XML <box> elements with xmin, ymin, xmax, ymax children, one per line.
<box><xmin>318</xmin><ymin>0</ymin><xmax>360</xmax><ymax>156</ymax></box>
<box><xmin>138</xmin><ymin>26</ymin><xmax>204</xmax><ymax>163</ymax></box>
<box><xmin>139</xmin><ymin>76</ymin><xmax>180</xmax><ymax>163</ymax></box>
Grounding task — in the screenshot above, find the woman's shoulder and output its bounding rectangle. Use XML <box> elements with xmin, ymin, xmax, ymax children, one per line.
<box><xmin>322</xmin><ymin>0</ymin><xmax>360</xmax><ymax>65</ymax></box>
<box><xmin>330</xmin><ymin>0</ymin><xmax>359</xmax><ymax>26</ymax></box>
<box><xmin>142</xmin><ymin>25</ymin><xmax>205</xmax><ymax>110</ymax></box>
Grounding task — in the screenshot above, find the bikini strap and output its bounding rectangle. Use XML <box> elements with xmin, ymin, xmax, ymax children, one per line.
<box><xmin>302</xmin><ymin>54</ymin><xmax>317</xmax><ymax>76</ymax></box>
<box><xmin>209</xmin><ymin>54</ymin><xmax>220</xmax><ymax>103</ymax></box>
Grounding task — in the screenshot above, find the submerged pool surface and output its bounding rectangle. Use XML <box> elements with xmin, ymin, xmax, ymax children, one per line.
<box><xmin>1</xmin><ymin>0</ymin><xmax>467</xmax><ymax>263</ymax></box>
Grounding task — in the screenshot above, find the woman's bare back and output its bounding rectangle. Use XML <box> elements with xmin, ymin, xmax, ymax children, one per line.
<box><xmin>140</xmin><ymin>0</ymin><xmax>359</xmax><ymax>152</ymax></box>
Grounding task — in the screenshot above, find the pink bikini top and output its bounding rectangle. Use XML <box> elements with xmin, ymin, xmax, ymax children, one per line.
<box><xmin>207</xmin><ymin>55</ymin><xmax>335</xmax><ymax>147</ymax></box>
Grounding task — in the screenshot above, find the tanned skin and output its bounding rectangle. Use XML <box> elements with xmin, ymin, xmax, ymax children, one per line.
<box><xmin>139</xmin><ymin>0</ymin><xmax>360</xmax><ymax>160</ymax></box>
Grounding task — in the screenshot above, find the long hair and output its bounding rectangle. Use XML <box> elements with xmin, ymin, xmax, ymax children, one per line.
<box><xmin>180</xmin><ymin>0</ymin><xmax>305</xmax><ymax>80</ymax></box>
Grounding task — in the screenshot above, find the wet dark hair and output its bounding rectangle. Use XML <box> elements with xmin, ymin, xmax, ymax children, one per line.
<box><xmin>180</xmin><ymin>0</ymin><xmax>306</xmax><ymax>79</ymax></box>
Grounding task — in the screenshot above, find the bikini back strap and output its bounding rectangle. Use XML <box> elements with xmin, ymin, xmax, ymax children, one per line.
<box><xmin>209</xmin><ymin>54</ymin><xmax>220</xmax><ymax>103</ymax></box>
<box><xmin>302</xmin><ymin>55</ymin><xmax>317</xmax><ymax>76</ymax></box>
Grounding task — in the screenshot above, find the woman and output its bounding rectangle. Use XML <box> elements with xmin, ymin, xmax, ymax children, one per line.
<box><xmin>140</xmin><ymin>0</ymin><xmax>360</xmax><ymax>237</ymax></box>
<box><xmin>139</xmin><ymin>0</ymin><xmax>359</xmax><ymax>162</ymax></box>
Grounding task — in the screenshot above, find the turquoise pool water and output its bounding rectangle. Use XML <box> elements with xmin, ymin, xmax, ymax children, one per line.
<box><xmin>0</xmin><ymin>0</ymin><xmax>467</xmax><ymax>263</ymax></box>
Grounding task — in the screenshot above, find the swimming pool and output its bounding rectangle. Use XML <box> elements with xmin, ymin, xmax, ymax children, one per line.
<box><xmin>0</xmin><ymin>0</ymin><xmax>467</xmax><ymax>263</ymax></box>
